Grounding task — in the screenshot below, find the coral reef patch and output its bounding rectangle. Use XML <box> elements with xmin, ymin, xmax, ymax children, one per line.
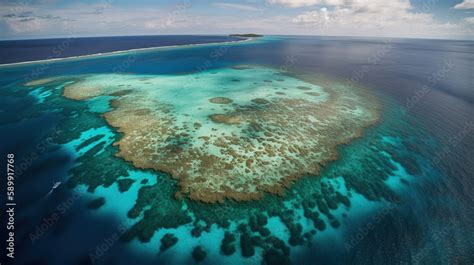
<box><xmin>62</xmin><ymin>66</ymin><xmax>380</xmax><ymax>203</ymax></box>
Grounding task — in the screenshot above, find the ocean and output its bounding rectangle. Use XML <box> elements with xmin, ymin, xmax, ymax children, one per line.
<box><xmin>0</xmin><ymin>35</ymin><xmax>473</xmax><ymax>265</ymax></box>
<box><xmin>0</xmin><ymin>35</ymin><xmax>242</xmax><ymax>64</ymax></box>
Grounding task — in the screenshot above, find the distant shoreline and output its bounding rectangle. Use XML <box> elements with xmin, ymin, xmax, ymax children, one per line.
<box><xmin>229</xmin><ymin>34</ymin><xmax>263</xmax><ymax>38</ymax></box>
<box><xmin>0</xmin><ymin>36</ymin><xmax>254</xmax><ymax>68</ymax></box>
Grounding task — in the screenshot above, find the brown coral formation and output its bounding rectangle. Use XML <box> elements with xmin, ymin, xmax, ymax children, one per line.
<box><xmin>209</xmin><ymin>114</ymin><xmax>242</xmax><ymax>124</ymax></box>
<box><xmin>296</xmin><ymin>86</ymin><xmax>312</xmax><ymax>91</ymax></box>
<box><xmin>61</xmin><ymin>67</ymin><xmax>380</xmax><ymax>203</ymax></box>
<box><xmin>251</xmin><ymin>98</ymin><xmax>269</xmax><ymax>104</ymax></box>
<box><xmin>209</xmin><ymin>97</ymin><xmax>233</xmax><ymax>104</ymax></box>
<box><xmin>25</xmin><ymin>77</ymin><xmax>57</xmax><ymax>86</ymax></box>
<box><xmin>305</xmin><ymin>92</ymin><xmax>320</xmax><ymax>97</ymax></box>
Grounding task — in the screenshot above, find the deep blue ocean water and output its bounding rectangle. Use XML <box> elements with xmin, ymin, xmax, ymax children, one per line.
<box><xmin>0</xmin><ymin>35</ymin><xmax>473</xmax><ymax>265</ymax></box>
<box><xmin>0</xmin><ymin>35</ymin><xmax>242</xmax><ymax>64</ymax></box>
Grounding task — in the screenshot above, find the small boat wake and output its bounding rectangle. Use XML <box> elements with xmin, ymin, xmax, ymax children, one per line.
<box><xmin>44</xmin><ymin>181</ymin><xmax>62</xmax><ymax>197</ymax></box>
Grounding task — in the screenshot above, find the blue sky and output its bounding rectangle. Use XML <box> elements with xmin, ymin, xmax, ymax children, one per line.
<box><xmin>1</xmin><ymin>0</ymin><xmax>473</xmax><ymax>40</ymax></box>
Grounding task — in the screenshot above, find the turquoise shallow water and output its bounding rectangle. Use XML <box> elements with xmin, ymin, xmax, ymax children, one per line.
<box><xmin>0</xmin><ymin>36</ymin><xmax>473</xmax><ymax>265</ymax></box>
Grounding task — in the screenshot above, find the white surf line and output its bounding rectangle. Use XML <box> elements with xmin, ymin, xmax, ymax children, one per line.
<box><xmin>0</xmin><ymin>37</ymin><xmax>255</xmax><ymax>68</ymax></box>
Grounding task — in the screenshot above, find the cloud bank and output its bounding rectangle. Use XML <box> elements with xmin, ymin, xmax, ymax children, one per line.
<box><xmin>0</xmin><ymin>0</ymin><xmax>472</xmax><ymax>40</ymax></box>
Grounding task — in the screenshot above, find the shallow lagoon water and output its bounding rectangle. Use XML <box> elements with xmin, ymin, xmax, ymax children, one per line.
<box><xmin>0</xmin><ymin>36</ymin><xmax>473</xmax><ymax>265</ymax></box>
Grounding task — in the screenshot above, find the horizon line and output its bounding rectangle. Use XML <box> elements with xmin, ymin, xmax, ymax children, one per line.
<box><xmin>1</xmin><ymin>33</ymin><xmax>473</xmax><ymax>42</ymax></box>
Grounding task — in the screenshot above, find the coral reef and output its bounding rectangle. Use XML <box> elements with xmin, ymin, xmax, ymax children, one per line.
<box><xmin>160</xmin><ymin>233</ymin><xmax>178</xmax><ymax>252</ymax></box>
<box><xmin>62</xmin><ymin>66</ymin><xmax>379</xmax><ymax>203</ymax></box>
<box><xmin>209</xmin><ymin>97</ymin><xmax>233</xmax><ymax>104</ymax></box>
<box><xmin>192</xmin><ymin>246</ymin><xmax>207</xmax><ymax>262</ymax></box>
<box><xmin>87</xmin><ymin>197</ymin><xmax>105</xmax><ymax>210</ymax></box>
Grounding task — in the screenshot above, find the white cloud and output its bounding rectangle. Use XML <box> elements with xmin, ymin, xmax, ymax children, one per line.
<box><xmin>268</xmin><ymin>0</ymin><xmax>343</xmax><ymax>8</ymax></box>
<box><xmin>0</xmin><ymin>0</ymin><xmax>472</xmax><ymax>40</ymax></box>
<box><xmin>268</xmin><ymin>0</ymin><xmax>413</xmax><ymax>9</ymax></box>
<box><xmin>213</xmin><ymin>3</ymin><xmax>261</xmax><ymax>11</ymax></box>
<box><xmin>465</xmin><ymin>17</ymin><xmax>474</xmax><ymax>23</ymax></box>
<box><xmin>291</xmin><ymin>0</ymin><xmax>472</xmax><ymax>39</ymax></box>
<box><xmin>292</xmin><ymin>7</ymin><xmax>330</xmax><ymax>27</ymax></box>
<box><xmin>454</xmin><ymin>0</ymin><xmax>474</xmax><ymax>9</ymax></box>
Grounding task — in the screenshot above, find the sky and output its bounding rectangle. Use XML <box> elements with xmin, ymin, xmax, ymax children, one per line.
<box><xmin>0</xmin><ymin>0</ymin><xmax>473</xmax><ymax>40</ymax></box>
